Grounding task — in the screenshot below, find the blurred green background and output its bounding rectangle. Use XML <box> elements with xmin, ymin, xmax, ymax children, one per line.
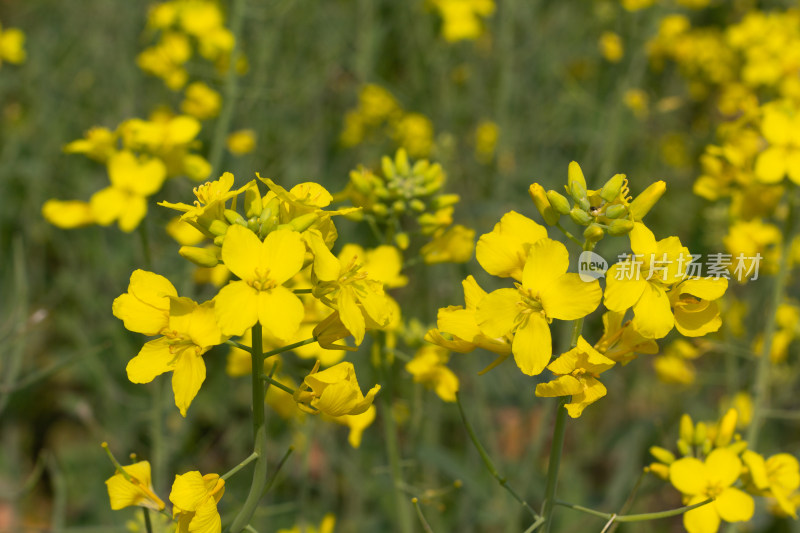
<box><xmin>1</xmin><ymin>0</ymin><xmax>798</xmax><ymax>531</ymax></box>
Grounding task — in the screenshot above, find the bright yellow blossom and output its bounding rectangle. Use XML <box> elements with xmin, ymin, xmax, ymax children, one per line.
<box><xmin>170</xmin><ymin>471</ymin><xmax>225</xmax><ymax>533</ymax></box>
<box><xmin>475</xmin><ymin>211</ymin><xmax>547</xmax><ymax>280</ymax></box>
<box><xmin>114</xmin><ymin>271</ymin><xmax>226</xmax><ymax>416</ymax></box>
<box><xmin>105</xmin><ymin>460</ymin><xmax>165</xmax><ymax>511</ymax></box>
<box><xmin>755</xmin><ymin>101</ymin><xmax>800</xmax><ymax>184</ymax></box>
<box><xmin>669</xmin><ymin>448</ymin><xmax>754</xmax><ymax>533</ymax></box>
<box><xmin>214</xmin><ymin>226</ymin><xmax>306</xmax><ymax>338</ymax></box>
<box><xmin>742</xmin><ymin>451</ymin><xmax>800</xmax><ymax>517</ymax></box>
<box><xmin>294</xmin><ymin>361</ymin><xmax>380</xmax><ymax>417</ymax></box>
<box><xmin>670</xmin><ymin>277</ymin><xmax>728</xmax><ymax>336</ymax></box>
<box><xmin>181</xmin><ymin>82</ymin><xmax>221</xmax><ymax>120</ymax></box>
<box><xmin>535</xmin><ymin>336</ymin><xmax>615</xmax><ymax>418</ymax></box>
<box><xmin>593</xmin><ymin>310</ymin><xmax>658</xmax><ymax>364</ymax></box>
<box><xmin>421</xmin><ymin>224</ymin><xmax>475</xmax><ymax>264</ymax></box>
<box><xmin>605</xmin><ymin>223</ymin><xmax>691</xmax><ymax>338</ymax></box>
<box><xmin>477</xmin><ymin>238</ymin><xmax>602</xmax><ymax>376</ymax></box>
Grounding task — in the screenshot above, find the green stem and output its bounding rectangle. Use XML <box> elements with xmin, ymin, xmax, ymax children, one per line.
<box><xmin>375</xmin><ymin>335</ymin><xmax>413</xmax><ymax>533</ymax></box>
<box><xmin>262</xmin><ymin>337</ymin><xmax>316</xmax><ymax>359</ymax></box>
<box><xmin>540</xmin><ymin>239</ymin><xmax>594</xmax><ymax>532</ymax></box>
<box><xmin>143</xmin><ymin>508</ymin><xmax>153</xmax><ymax>533</ymax></box>
<box><xmin>262</xmin><ymin>446</ymin><xmax>293</xmax><ymax>496</ymax></box>
<box><xmin>226</xmin><ymin>339</ymin><xmax>252</xmax><ymax>353</ymax></box>
<box><xmin>455</xmin><ymin>392</ymin><xmax>539</xmax><ymax>520</ymax></box>
<box><xmin>208</xmin><ymin>0</ymin><xmax>246</xmax><ymax>178</ymax></box>
<box><xmin>222</xmin><ymin>452</ymin><xmax>259</xmax><ymax>481</ymax></box>
<box><xmin>746</xmin><ymin>187</ymin><xmax>798</xmax><ymax>449</ymax></box>
<box><xmin>556</xmin><ymin>222</ymin><xmax>583</xmax><ymax>247</ymax></box>
<box><xmin>229</xmin><ymin>324</ymin><xmax>268</xmax><ymax>533</ymax></box>
<box><xmin>412</xmin><ymin>498</ymin><xmax>435</xmax><ymax>533</ymax></box>
<box><xmin>292</xmin><ymin>288</ymin><xmax>313</xmax><ymax>294</ymax></box>
<box><xmin>152</xmin><ymin>379</ymin><xmax>165</xmax><ymax>493</ymax></box>
<box><xmin>260</xmin><ymin>374</ymin><xmax>296</xmax><ymax>396</ymax></box>
<box><xmin>555</xmin><ymin>497</ymin><xmax>713</xmax><ymax>523</ymax></box>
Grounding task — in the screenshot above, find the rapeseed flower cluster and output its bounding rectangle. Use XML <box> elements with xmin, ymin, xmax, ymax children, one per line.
<box><xmin>647</xmin><ymin>409</ymin><xmax>800</xmax><ymax>533</ymax></box>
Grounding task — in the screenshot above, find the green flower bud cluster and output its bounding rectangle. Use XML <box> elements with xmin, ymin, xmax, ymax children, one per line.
<box><xmin>346</xmin><ymin>148</ymin><xmax>463</xmax><ymax>248</ymax></box>
<box><xmin>530</xmin><ymin>161</ymin><xmax>667</xmax><ymax>243</ymax></box>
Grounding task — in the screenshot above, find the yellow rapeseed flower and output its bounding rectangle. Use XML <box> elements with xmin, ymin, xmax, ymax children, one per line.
<box><xmin>0</xmin><ymin>21</ymin><xmax>26</xmax><ymax>66</ymax></box>
<box><xmin>294</xmin><ymin>362</ymin><xmax>380</xmax><ymax>417</ymax></box>
<box><xmin>170</xmin><ymin>471</ymin><xmax>225</xmax><ymax>533</ymax></box>
<box><xmin>405</xmin><ymin>345</ymin><xmax>459</xmax><ymax>402</ymax></box>
<box><xmin>105</xmin><ymin>460</ymin><xmax>165</xmax><ymax>511</ymax></box>
<box><xmin>477</xmin><ymin>238</ymin><xmax>602</xmax><ymax>376</ymax></box>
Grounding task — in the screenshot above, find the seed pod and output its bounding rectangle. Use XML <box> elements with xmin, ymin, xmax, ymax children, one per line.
<box><xmin>600</xmin><ymin>173</ymin><xmax>626</xmax><ymax>203</ymax></box>
<box><xmin>546</xmin><ymin>190</ymin><xmax>571</xmax><ymax>215</ymax></box>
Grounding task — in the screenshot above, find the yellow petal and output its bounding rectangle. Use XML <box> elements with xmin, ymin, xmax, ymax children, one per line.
<box><xmin>540</xmin><ymin>274</ymin><xmax>601</xmax><ymax>321</ymax></box>
<box><xmin>89</xmin><ymin>186</ymin><xmax>127</xmax><ymax>226</ymax></box>
<box><xmin>113</xmin><ymin>270</ymin><xmax>176</xmax><ymax>335</ymax></box>
<box><xmin>669</xmin><ymin>457</ymin><xmax>707</xmax><ymax>495</ymax></box>
<box><xmin>169</xmin><ymin>471</ymin><xmax>207</xmax><ymax>511</ymax></box>
<box><xmin>261</xmin><ymin>229</ymin><xmax>305</xmax><ymax>285</ymax></box>
<box><xmin>258</xmin><ymin>287</ymin><xmax>304</xmax><ymax>340</ymax></box>
<box><xmin>704</xmin><ymin>448</ymin><xmax>741</xmax><ymax>488</ymax></box>
<box><xmin>630</xmin><ymin>222</ymin><xmax>658</xmax><ymax>256</ymax></box>
<box><xmin>604</xmin><ymin>265</ymin><xmax>647</xmax><ymax>312</ymax></box>
<box><xmin>316</xmin><ymin>381</ymin><xmax>360</xmax><ymax>416</ymax></box>
<box><xmin>674</xmin><ymin>300</ymin><xmax>721</xmax><ymax>337</ymax></box>
<box><xmin>476</xmin><ymin>211</ymin><xmax>547</xmax><ymax>280</ymax></box>
<box><xmin>126</xmin><ymin>338</ymin><xmax>174</xmax><ymax>384</ymax></box>
<box><xmin>787</xmin><ymin>150</ymin><xmax>800</xmax><ymax>185</ymax></box>
<box><xmin>714</xmin><ymin>488</ymin><xmax>754</xmax><ymax>523</ymax></box>
<box><xmin>214</xmin><ymin>280</ymin><xmax>258</xmax><ymax>336</ymax></box>
<box><xmin>305</xmin><ymin>230</ymin><xmax>341</xmax><ymax>281</ymax></box>
<box><xmin>188</xmin><ymin>492</ymin><xmax>222</xmax><ymax>533</ymax></box>
<box><xmin>741</xmin><ymin>450</ymin><xmax>769</xmax><ymax>490</ymax></box>
<box><xmin>678</xmin><ymin>277</ymin><xmax>728</xmax><ymax>300</ymax></box>
<box><xmin>511</xmin><ymin>314</ymin><xmax>551</xmax><ymax>376</ymax></box>
<box><xmin>683</xmin><ymin>494</ymin><xmax>720</xmax><ymax>533</ymax></box>
<box><xmin>566</xmin><ymin>376</ymin><xmax>607</xmax><ymax>418</ymax></box>
<box><xmin>632</xmin><ymin>283</ymin><xmax>674</xmax><ymax>338</ymax></box>
<box><xmin>108</xmin><ymin>151</ymin><xmax>167</xmax><ymax>196</ymax></box>
<box><xmin>338</xmin><ymin>287</ymin><xmax>366</xmax><ymax>345</ymax></box>
<box><xmin>755</xmin><ymin>146</ymin><xmax>788</xmax><ymax>183</ymax></box>
<box><xmin>522</xmin><ymin>238</ymin><xmax>569</xmax><ymax>292</ymax></box>
<box><xmin>221</xmin><ymin>224</ymin><xmax>262</xmax><ymax>281</ymax></box>
<box><xmin>476</xmin><ymin>288</ymin><xmax>520</xmax><ymax>338</ymax></box>
<box><xmin>117</xmin><ymin>195</ymin><xmax>148</xmax><ymax>232</ymax></box>
<box><xmin>462</xmin><ymin>275</ymin><xmax>487</xmax><ymax>310</ymax></box>
<box><xmin>171</xmin><ymin>348</ymin><xmax>206</xmax><ymax>417</ymax></box>
<box><xmin>535</xmin><ymin>375</ymin><xmax>582</xmax><ymax>397</ymax></box>
<box><xmin>42</xmin><ymin>200</ymin><xmax>95</xmax><ymax>228</ymax></box>
<box><xmin>438</xmin><ymin>307</ymin><xmax>482</xmax><ymax>342</ymax></box>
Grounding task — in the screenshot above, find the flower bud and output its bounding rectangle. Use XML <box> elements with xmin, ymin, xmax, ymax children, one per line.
<box><xmin>568</xmin><ymin>161</ymin><xmax>587</xmax><ymax>191</ymax></box>
<box><xmin>207</xmin><ymin>219</ymin><xmax>229</xmax><ymax>237</ymax></box>
<box><xmin>607</xmin><ymin>219</ymin><xmax>635</xmax><ymax>236</ymax></box>
<box><xmin>701</xmin><ymin>438</ymin><xmax>712</xmax><ymax>455</ymax></box>
<box><xmin>529</xmin><ymin>183</ymin><xmax>559</xmax><ymax>225</ymax></box>
<box><xmin>395</xmin><ymin>148</ymin><xmax>410</xmax><ymax>175</ymax></box>
<box><xmin>395</xmin><ymin>232</ymin><xmax>410</xmax><ymax>250</ymax></box>
<box><xmin>350</xmin><ymin>169</ymin><xmax>374</xmax><ymax>195</ymax></box>
<box><xmin>728</xmin><ymin>439</ymin><xmax>748</xmax><ymax>454</ymax></box>
<box><xmin>584</xmin><ymin>223</ymin><xmax>605</xmax><ymax>242</ymax></box>
<box><xmin>381</xmin><ymin>156</ymin><xmax>396</xmax><ymax>179</ymax></box>
<box><xmin>431</xmin><ymin>194</ymin><xmax>460</xmax><ymax>209</ymax></box>
<box><xmin>600</xmin><ymin>173</ymin><xmax>626</xmax><ymax>203</ymax></box>
<box><xmin>288</xmin><ymin>212</ymin><xmax>318</xmax><ymax>232</ymax></box>
<box><xmin>392</xmin><ymin>200</ymin><xmax>406</xmax><ymax>214</ymax></box>
<box><xmin>646</xmin><ymin>463</ymin><xmax>670</xmax><ymax>480</ymax></box>
<box><xmin>604</xmin><ymin>204</ymin><xmax>628</xmax><ymax>219</ymax></box>
<box><xmin>224</xmin><ymin>209</ymin><xmax>246</xmax><ymax>226</ymax></box>
<box><xmin>679</xmin><ymin>413</ymin><xmax>694</xmax><ymax>443</ymax></box>
<box><xmin>649</xmin><ymin>446</ymin><xmax>676</xmax><ymax>465</ymax></box>
<box><xmin>629</xmin><ymin>180</ymin><xmax>666</xmax><ymax>221</ymax></box>
<box><xmin>694</xmin><ymin>422</ymin><xmax>707</xmax><ymax>446</ymax></box>
<box><xmin>677</xmin><ymin>438</ymin><xmax>691</xmax><ymax>457</ymax></box>
<box><xmin>372</xmin><ymin>203</ymin><xmax>388</xmax><ymax>216</ymax></box>
<box><xmin>714</xmin><ymin>408</ymin><xmax>738</xmax><ymax>448</ymax></box>
<box><xmin>179</xmin><ymin>246</ymin><xmax>219</xmax><ymax>267</ymax></box>
<box><xmin>569</xmin><ymin>206</ymin><xmax>593</xmax><ymax>226</ymax></box>
<box><xmin>409</xmin><ymin>199</ymin><xmax>426</xmax><ymax>212</ymax></box>
<box><xmin>546</xmin><ymin>190</ymin><xmax>571</xmax><ymax>215</ymax></box>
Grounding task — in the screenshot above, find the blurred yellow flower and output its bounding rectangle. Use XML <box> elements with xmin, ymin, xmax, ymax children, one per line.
<box><xmin>294</xmin><ymin>361</ymin><xmax>380</xmax><ymax>417</ymax></box>
<box><xmin>278</xmin><ymin>514</ymin><xmax>336</xmax><ymax>533</ymax></box>
<box><xmin>474</xmin><ymin>120</ymin><xmax>499</xmax><ymax>163</ymax></box>
<box><xmin>393</xmin><ymin>112</ymin><xmax>434</xmax><ymax>158</ymax></box>
<box><xmin>405</xmin><ymin>345</ymin><xmax>459</xmax><ymax>402</ymax></box>
<box><xmin>599</xmin><ymin>31</ymin><xmax>624</xmax><ymax>63</ymax></box>
<box><xmin>0</xmin><ymin>21</ymin><xmax>26</xmax><ymax>66</ymax></box>
<box><xmin>432</xmin><ymin>0</ymin><xmax>495</xmax><ymax>42</ymax></box>
<box><xmin>181</xmin><ymin>82</ymin><xmax>221</xmax><ymax>120</ymax></box>
<box><xmin>170</xmin><ymin>471</ymin><xmax>225</xmax><ymax>533</ymax></box>
<box><xmin>421</xmin><ymin>224</ymin><xmax>475</xmax><ymax>264</ymax></box>
<box><xmin>226</xmin><ymin>129</ymin><xmax>256</xmax><ymax>155</ymax></box>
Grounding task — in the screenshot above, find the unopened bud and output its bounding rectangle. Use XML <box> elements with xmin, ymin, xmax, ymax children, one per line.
<box><xmin>372</xmin><ymin>203</ymin><xmax>388</xmax><ymax>216</ymax></box>
<box><xmin>288</xmin><ymin>212</ymin><xmax>317</xmax><ymax>232</ymax></box>
<box><xmin>569</xmin><ymin>206</ymin><xmax>593</xmax><ymax>226</ymax></box>
<box><xmin>568</xmin><ymin>161</ymin><xmax>587</xmax><ymax>191</ymax></box>
<box><xmin>677</xmin><ymin>438</ymin><xmax>691</xmax><ymax>457</ymax></box>
<box><xmin>728</xmin><ymin>439</ymin><xmax>748</xmax><ymax>454</ymax></box>
<box><xmin>546</xmin><ymin>190</ymin><xmax>571</xmax><ymax>215</ymax></box>
<box><xmin>179</xmin><ymin>246</ymin><xmax>220</xmax><ymax>267</ymax></box>
<box><xmin>395</xmin><ymin>232</ymin><xmax>410</xmax><ymax>250</ymax></box>
<box><xmin>694</xmin><ymin>422</ymin><xmax>707</xmax><ymax>446</ymax></box>
<box><xmin>607</xmin><ymin>219</ymin><xmax>635</xmax><ymax>236</ymax></box>
<box><xmin>395</xmin><ymin>148</ymin><xmax>410</xmax><ymax>175</ymax></box>
<box><xmin>224</xmin><ymin>209</ymin><xmax>246</xmax><ymax>226</ymax></box>
<box><xmin>584</xmin><ymin>223</ymin><xmax>605</xmax><ymax>242</ymax></box>
<box><xmin>381</xmin><ymin>156</ymin><xmax>395</xmax><ymax>179</ymax></box>
<box><xmin>649</xmin><ymin>446</ymin><xmax>676</xmax><ymax>465</ymax></box>
<box><xmin>604</xmin><ymin>204</ymin><xmax>628</xmax><ymax>219</ymax></box>
<box><xmin>629</xmin><ymin>180</ymin><xmax>666</xmax><ymax>221</ymax></box>
<box><xmin>600</xmin><ymin>174</ymin><xmax>626</xmax><ymax>203</ymax></box>
<box><xmin>646</xmin><ymin>463</ymin><xmax>670</xmax><ymax>480</ymax></box>
<box><xmin>715</xmin><ymin>408</ymin><xmax>738</xmax><ymax>448</ymax></box>
<box><xmin>208</xmin><ymin>219</ymin><xmax>229</xmax><ymax>237</ymax></box>
<box><xmin>432</xmin><ymin>194</ymin><xmax>460</xmax><ymax>209</ymax></box>
<box><xmin>529</xmin><ymin>183</ymin><xmax>559</xmax><ymax>225</ymax></box>
<box><xmin>679</xmin><ymin>414</ymin><xmax>694</xmax><ymax>443</ymax></box>
<box><xmin>409</xmin><ymin>199</ymin><xmax>426</xmax><ymax>212</ymax></box>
